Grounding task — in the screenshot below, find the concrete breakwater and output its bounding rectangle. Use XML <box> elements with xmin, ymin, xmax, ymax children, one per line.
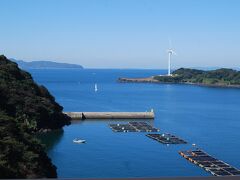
<box><xmin>64</xmin><ymin>111</ymin><xmax>155</xmax><ymax>120</ymax></box>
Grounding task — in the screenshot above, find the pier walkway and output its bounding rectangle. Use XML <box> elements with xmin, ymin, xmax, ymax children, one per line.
<box><xmin>64</xmin><ymin>111</ymin><xmax>155</xmax><ymax>120</ymax></box>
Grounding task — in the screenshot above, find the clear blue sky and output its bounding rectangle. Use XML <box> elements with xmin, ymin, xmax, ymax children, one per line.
<box><xmin>0</xmin><ymin>0</ymin><xmax>240</xmax><ymax>69</ymax></box>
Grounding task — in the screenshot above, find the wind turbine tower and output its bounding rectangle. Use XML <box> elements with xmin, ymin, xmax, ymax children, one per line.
<box><xmin>167</xmin><ymin>40</ymin><xmax>176</xmax><ymax>76</ymax></box>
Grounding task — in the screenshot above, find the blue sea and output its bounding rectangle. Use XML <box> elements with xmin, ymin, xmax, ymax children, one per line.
<box><xmin>29</xmin><ymin>69</ymin><xmax>240</xmax><ymax>178</ymax></box>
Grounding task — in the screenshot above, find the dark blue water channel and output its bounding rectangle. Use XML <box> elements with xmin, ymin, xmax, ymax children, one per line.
<box><xmin>29</xmin><ymin>69</ymin><xmax>240</xmax><ymax>178</ymax></box>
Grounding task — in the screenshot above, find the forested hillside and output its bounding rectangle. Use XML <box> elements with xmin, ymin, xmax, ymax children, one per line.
<box><xmin>154</xmin><ymin>68</ymin><xmax>240</xmax><ymax>86</ymax></box>
<box><xmin>0</xmin><ymin>55</ymin><xmax>71</xmax><ymax>178</ymax></box>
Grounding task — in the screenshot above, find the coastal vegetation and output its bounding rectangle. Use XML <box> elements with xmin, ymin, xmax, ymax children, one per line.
<box><xmin>153</xmin><ymin>68</ymin><xmax>240</xmax><ymax>87</ymax></box>
<box><xmin>0</xmin><ymin>112</ymin><xmax>57</xmax><ymax>178</ymax></box>
<box><xmin>0</xmin><ymin>55</ymin><xmax>71</xmax><ymax>178</ymax></box>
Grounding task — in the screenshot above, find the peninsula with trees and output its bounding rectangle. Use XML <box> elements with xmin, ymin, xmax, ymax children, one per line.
<box><xmin>119</xmin><ymin>68</ymin><xmax>240</xmax><ymax>88</ymax></box>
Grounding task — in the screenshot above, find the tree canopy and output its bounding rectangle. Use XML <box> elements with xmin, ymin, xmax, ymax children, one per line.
<box><xmin>0</xmin><ymin>55</ymin><xmax>71</xmax><ymax>178</ymax></box>
<box><xmin>154</xmin><ymin>68</ymin><xmax>240</xmax><ymax>86</ymax></box>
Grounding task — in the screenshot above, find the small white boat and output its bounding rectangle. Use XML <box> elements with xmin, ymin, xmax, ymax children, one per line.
<box><xmin>73</xmin><ymin>138</ymin><xmax>86</xmax><ymax>144</ymax></box>
<box><xmin>94</xmin><ymin>83</ymin><xmax>98</xmax><ymax>92</ymax></box>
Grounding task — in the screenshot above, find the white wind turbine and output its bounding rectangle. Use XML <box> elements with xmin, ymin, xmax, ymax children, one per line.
<box><xmin>167</xmin><ymin>40</ymin><xmax>176</xmax><ymax>76</ymax></box>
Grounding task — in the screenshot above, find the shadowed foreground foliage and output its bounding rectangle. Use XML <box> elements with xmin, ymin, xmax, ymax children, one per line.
<box><xmin>0</xmin><ymin>112</ymin><xmax>57</xmax><ymax>178</ymax></box>
<box><xmin>0</xmin><ymin>55</ymin><xmax>71</xmax><ymax>178</ymax></box>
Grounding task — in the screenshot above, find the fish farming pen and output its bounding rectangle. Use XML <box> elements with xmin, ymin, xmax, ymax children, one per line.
<box><xmin>109</xmin><ymin>122</ymin><xmax>160</xmax><ymax>132</ymax></box>
<box><xmin>179</xmin><ymin>149</ymin><xmax>240</xmax><ymax>176</ymax></box>
<box><xmin>146</xmin><ymin>133</ymin><xmax>187</xmax><ymax>144</ymax></box>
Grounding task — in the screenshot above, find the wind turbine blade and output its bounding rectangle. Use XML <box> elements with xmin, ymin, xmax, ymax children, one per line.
<box><xmin>172</xmin><ymin>51</ymin><xmax>177</xmax><ymax>55</ymax></box>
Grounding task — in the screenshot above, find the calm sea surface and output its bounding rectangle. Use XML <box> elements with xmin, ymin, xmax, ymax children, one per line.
<box><xmin>29</xmin><ymin>69</ymin><xmax>240</xmax><ymax>178</ymax></box>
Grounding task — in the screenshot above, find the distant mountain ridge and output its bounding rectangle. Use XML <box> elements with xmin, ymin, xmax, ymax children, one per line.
<box><xmin>10</xmin><ymin>58</ymin><xmax>83</xmax><ymax>69</ymax></box>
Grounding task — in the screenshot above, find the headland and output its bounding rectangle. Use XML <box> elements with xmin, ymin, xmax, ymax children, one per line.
<box><xmin>119</xmin><ymin>68</ymin><xmax>240</xmax><ymax>88</ymax></box>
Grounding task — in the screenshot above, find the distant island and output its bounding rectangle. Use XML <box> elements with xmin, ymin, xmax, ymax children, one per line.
<box><xmin>119</xmin><ymin>68</ymin><xmax>240</xmax><ymax>88</ymax></box>
<box><xmin>0</xmin><ymin>55</ymin><xmax>71</xmax><ymax>178</ymax></box>
<box><xmin>10</xmin><ymin>58</ymin><xmax>83</xmax><ymax>69</ymax></box>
